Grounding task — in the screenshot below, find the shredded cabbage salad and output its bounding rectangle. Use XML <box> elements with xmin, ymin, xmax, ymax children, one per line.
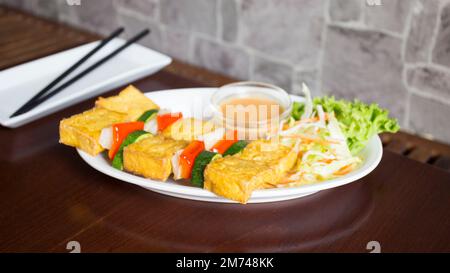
<box><xmin>271</xmin><ymin>84</ymin><xmax>399</xmax><ymax>187</ymax></box>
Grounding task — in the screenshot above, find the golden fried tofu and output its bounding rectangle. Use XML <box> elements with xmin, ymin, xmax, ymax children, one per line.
<box><xmin>59</xmin><ymin>108</ymin><xmax>127</xmax><ymax>155</ymax></box>
<box><xmin>95</xmin><ymin>85</ymin><xmax>159</xmax><ymax>121</ymax></box>
<box><xmin>204</xmin><ymin>140</ymin><xmax>297</xmax><ymax>203</ymax></box>
<box><xmin>240</xmin><ymin>140</ymin><xmax>297</xmax><ymax>175</ymax></box>
<box><xmin>204</xmin><ymin>157</ymin><xmax>276</xmax><ymax>203</ymax></box>
<box><xmin>162</xmin><ymin>118</ymin><xmax>215</xmax><ymax>141</ymax></box>
<box><xmin>123</xmin><ymin>135</ymin><xmax>188</xmax><ymax>181</ymax></box>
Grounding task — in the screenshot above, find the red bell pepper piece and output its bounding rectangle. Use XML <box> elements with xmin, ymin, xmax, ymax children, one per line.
<box><xmin>157</xmin><ymin>112</ymin><xmax>183</xmax><ymax>132</ymax></box>
<box><xmin>211</xmin><ymin>130</ymin><xmax>238</xmax><ymax>154</ymax></box>
<box><xmin>211</xmin><ymin>139</ymin><xmax>237</xmax><ymax>154</ymax></box>
<box><xmin>179</xmin><ymin>140</ymin><xmax>205</xmax><ymax>179</ymax></box>
<box><xmin>108</xmin><ymin>121</ymin><xmax>144</xmax><ymax>159</ymax></box>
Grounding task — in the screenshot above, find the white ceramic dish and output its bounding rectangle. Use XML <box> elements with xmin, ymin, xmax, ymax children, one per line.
<box><xmin>0</xmin><ymin>38</ymin><xmax>171</xmax><ymax>128</ymax></box>
<box><xmin>77</xmin><ymin>88</ymin><xmax>383</xmax><ymax>203</ymax></box>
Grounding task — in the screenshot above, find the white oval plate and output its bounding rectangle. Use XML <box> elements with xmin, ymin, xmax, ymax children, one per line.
<box><xmin>77</xmin><ymin>88</ymin><xmax>383</xmax><ymax>203</ymax></box>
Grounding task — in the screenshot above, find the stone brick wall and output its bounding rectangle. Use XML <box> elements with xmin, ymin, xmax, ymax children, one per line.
<box><xmin>2</xmin><ymin>0</ymin><xmax>450</xmax><ymax>144</ymax></box>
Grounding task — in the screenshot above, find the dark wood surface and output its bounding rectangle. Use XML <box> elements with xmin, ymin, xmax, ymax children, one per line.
<box><xmin>1</xmin><ymin>72</ymin><xmax>449</xmax><ymax>253</ymax></box>
<box><xmin>0</xmin><ymin>6</ymin><xmax>98</xmax><ymax>70</ymax></box>
<box><xmin>0</xmin><ymin>6</ymin><xmax>449</xmax><ymax>253</ymax></box>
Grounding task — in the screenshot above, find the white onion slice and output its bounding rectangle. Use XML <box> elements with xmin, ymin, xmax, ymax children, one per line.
<box><xmin>157</xmin><ymin>108</ymin><xmax>171</xmax><ymax>115</ymax></box>
<box><xmin>198</xmin><ymin>128</ymin><xmax>225</xmax><ymax>150</ymax></box>
<box><xmin>171</xmin><ymin>149</ymin><xmax>184</xmax><ymax>180</ymax></box>
<box><xmin>144</xmin><ymin>119</ymin><xmax>158</xmax><ymax>135</ymax></box>
<box><xmin>99</xmin><ymin>126</ymin><xmax>112</xmax><ymax>150</ymax></box>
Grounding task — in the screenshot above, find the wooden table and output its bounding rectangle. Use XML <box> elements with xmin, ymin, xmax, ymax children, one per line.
<box><xmin>1</xmin><ymin>6</ymin><xmax>449</xmax><ymax>253</ymax></box>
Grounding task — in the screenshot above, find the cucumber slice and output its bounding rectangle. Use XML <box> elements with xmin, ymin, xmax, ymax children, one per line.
<box><xmin>191</xmin><ymin>151</ymin><xmax>221</xmax><ymax>187</ymax></box>
<box><xmin>222</xmin><ymin>140</ymin><xmax>248</xmax><ymax>156</ymax></box>
<box><xmin>137</xmin><ymin>109</ymin><xmax>158</xmax><ymax>122</ymax></box>
<box><xmin>112</xmin><ymin>130</ymin><xmax>151</xmax><ymax>170</ymax></box>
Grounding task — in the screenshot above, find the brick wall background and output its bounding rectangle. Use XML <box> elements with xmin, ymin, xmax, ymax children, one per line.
<box><xmin>2</xmin><ymin>0</ymin><xmax>450</xmax><ymax>144</ymax></box>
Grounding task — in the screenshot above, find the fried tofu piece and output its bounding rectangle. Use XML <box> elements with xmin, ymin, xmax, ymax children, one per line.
<box><xmin>59</xmin><ymin>108</ymin><xmax>127</xmax><ymax>156</ymax></box>
<box><xmin>239</xmin><ymin>140</ymin><xmax>297</xmax><ymax>175</ymax></box>
<box><xmin>95</xmin><ymin>85</ymin><xmax>159</xmax><ymax>121</ymax></box>
<box><xmin>204</xmin><ymin>140</ymin><xmax>297</xmax><ymax>203</ymax></box>
<box><xmin>60</xmin><ymin>85</ymin><xmax>159</xmax><ymax>155</ymax></box>
<box><xmin>123</xmin><ymin>135</ymin><xmax>188</xmax><ymax>181</ymax></box>
<box><xmin>204</xmin><ymin>157</ymin><xmax>276</xmax><ymax>203</ymax></box>
<box><xmin>162</xmin><ymin>118</ymin><xmax>215</xmax><ymax>141</ymax></box>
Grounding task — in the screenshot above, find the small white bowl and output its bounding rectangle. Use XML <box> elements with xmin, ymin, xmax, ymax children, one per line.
<box><xmin>210</xmin><ymin>81</ymin><xmax>293</xmax><ymax>139</ymax></box>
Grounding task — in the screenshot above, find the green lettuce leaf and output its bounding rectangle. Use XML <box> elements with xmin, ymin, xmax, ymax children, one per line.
<box><xmin>291</xmin><ymin>96</ymin><xmax>400</xmax><ymax>154</ymax></box>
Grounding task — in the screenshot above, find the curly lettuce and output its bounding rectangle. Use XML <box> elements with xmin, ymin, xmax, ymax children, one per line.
<box><xmin>291</xmin><ymin>96</ymin><xmax>399</xmax><ymax>154</ymax></box>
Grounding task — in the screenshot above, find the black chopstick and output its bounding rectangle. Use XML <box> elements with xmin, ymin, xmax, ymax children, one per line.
<box><xmin>11</xmin><ymin>29</ymin><xmax>150</xmax><ymax>117</ymax></box>
<box><xmin>10</xmin><ymin>27</ymin><xmax>125</xmax><ymax>118</ymax></box>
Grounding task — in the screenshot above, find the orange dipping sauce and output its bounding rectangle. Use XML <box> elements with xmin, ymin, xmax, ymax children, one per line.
<box><xmin>220</xmin><ymin>97</ymin><xmax>284</xmax><ymax>127</ymax></box>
